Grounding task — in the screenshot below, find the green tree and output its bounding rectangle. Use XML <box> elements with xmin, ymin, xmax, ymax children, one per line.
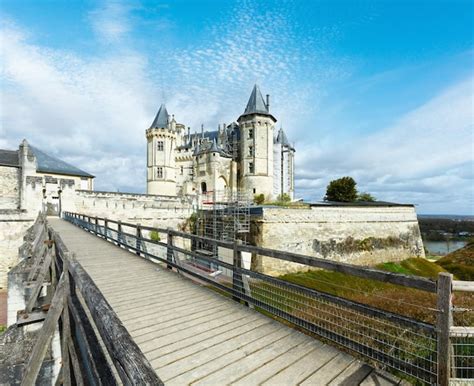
<box><xmin>325</xmin><ymin>177</ymin><xmax>358</xmax><ymax>202</ymax></box>
<box><xmin>357</xmin><ymin>192</ymin><xmax>376</xmax><ymax>202</ymax></box>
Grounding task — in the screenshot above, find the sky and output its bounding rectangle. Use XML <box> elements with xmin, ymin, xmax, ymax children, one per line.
<box><xmin>0</xmin><ymin>0</ymin><xmax>473</xmax><ymax>215</ymax></box>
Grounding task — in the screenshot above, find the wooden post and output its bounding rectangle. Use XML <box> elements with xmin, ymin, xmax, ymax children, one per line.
<box><xmin>104</xmin><ymin>219</ymin><xmax>108</xmax><ymax>241</ymax></box>
<box><xmin>94</xmin><ymin>217</ymin><xmax>98</xmax><ymax>235</ymax></box>
<box><xmin>437</xmin><ymin>272</ymin><xmax>453</xmax><ymax>386</ymax></box>
<box><xmin>117</xmin><ymin>221</ymin><xmax>122</xmax><ymax>247</ymax></box>
<box><xmin>60</xmin><ymin>256</ymin><xmax>71</xmax><ymax>386</ymax></box>
<box><xmin>167</xmin><ymin>230</ymin><xmax>173</xmax><ymax>270</ymax></box>
<box><xmin>136</xmin><ymin>224</ymin><xmax>142</xmax><ymax>256</ymax></box>
<box><xmin>232</xmin><ymin>240</ymin><xmax>245</xmax><ymax>303</ymax></box>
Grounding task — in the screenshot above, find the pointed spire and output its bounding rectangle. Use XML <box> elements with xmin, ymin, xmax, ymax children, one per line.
<box><xmin>243</xmin><ymin>84</ymin><xmax>269</xmax><ymax>115</ymax></box>
<box><xmin>210</xmin><ymin>138</ymin><xmax>219</xmax><ymax>153</ymax></box>
<box><xmin>276</xmin><ymin>127</ymin><xmax>294</xmax><ymax>150</ymax></box>
<box><xmin>150</xmin><ymin>104</ymin><xmax>169</xmax><ymax>129</ymax></box>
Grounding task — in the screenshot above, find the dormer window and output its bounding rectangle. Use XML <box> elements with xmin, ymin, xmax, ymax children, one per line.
<box><xmin>157</xmin><ymin>141</ymin><xmax>164</xmax><ymax>151</ymax></box>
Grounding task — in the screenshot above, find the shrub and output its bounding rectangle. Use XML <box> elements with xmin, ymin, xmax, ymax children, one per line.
<box><xmin>150</xmin><ymin>230</ymin><xmax>161</xmax><ymax>242</ymax></box>
<box><xmin>277</xmin><ymin>193</ymin><xmax>291</xmax><ymax>202</ymax></box>
<box><xmin>253</xmin><ymin>193</ymin><xmax>265</xmax><ymax>205</ymax></box>
<box><xmin>357</xmin><ymin>192</ymin><xmax>375</xmax><ymax>202</ymax></box>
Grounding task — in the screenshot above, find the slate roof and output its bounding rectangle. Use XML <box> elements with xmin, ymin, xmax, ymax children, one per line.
<box><xmin>0</xmin><ymin>149</ymin><xmax>19</xmax><ymax>167</ymax></box>
<box><xmin>150</xmin><ymin>104</ymin><xmax>170</xmax><ymax>129</ymax></box>
<box><xmin>30</xmin><ymin>146</ymin><xmax>94</xmax><ymax>178</ymax></box>
<box><xmin>244</xmin><ymin>84</ymin><xmax>268</xmax><ymax>115</ymax></box>
<box><xmin>275</xmin><ymin>128</ymin><xmax>294</xmax><ymax>150</ymax></box>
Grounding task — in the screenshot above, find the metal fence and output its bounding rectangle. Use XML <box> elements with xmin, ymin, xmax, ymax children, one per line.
<box><xmin>63</xmin><ymin>211</ymin><xmax>473</xmax><ymax>385</ymax></box>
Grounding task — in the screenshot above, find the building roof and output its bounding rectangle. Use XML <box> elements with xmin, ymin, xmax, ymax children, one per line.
<box><xmin>239</xmin><ymin>84</ymin><xmax>276</xmax><ymax>122</ymax></box>
<box><xmin>244</xmin><ymin>84</ymin><xmax>268</xmax><ymax>115</ymax></box>
<box><xmin>30</xmin><ymin>146</ymin><xmax>94</xmax><ymax>178</ymax></box>
<box><xmin>0</xmin><ymin>149</ymin><xmax>19</xmax><ymax>167</ymax></box>
<box><xmin>275</xmin><ymin>128</ymin><xmax>294</xmax><ymax>151</ymax></box>
<box><xmin>150</xmin><ymin>104</ymin><xmax>170</xmax><ymax>129</ymax></box>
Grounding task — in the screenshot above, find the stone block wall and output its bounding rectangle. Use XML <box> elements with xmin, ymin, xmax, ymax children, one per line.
<box><xmin>250</xmin><ymin>205</ymin><xmax>425</xmax><ymax>276</ymax></box>
<box><xmin>0</xmin><ymin>211</ymin><xmax>35</xmax><ymax>290</ymax></box>
<box><xmin>0</xmin><ymin>166</ymin><xmax>20</xmax><ymax>210</ymax></box>
<box><xmin>63</xmin><ymin>190</ymin><xmax>196</xmax><ymax>230</ymax></box>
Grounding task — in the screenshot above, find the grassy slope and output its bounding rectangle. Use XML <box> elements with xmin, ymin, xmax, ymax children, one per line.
<box><xmin>436</xmin><ymin>242</ymin><xmax>474</xmax><ymax>281</ymax></box>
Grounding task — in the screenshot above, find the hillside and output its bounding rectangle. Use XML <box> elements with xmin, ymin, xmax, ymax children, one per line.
<box><xmin>437</xmin><ymin>241</ymin><xmax>474</xmax><ymax>280</ymax></box>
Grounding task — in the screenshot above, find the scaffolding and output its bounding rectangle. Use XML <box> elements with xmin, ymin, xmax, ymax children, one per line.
<box><xmin>195</xmin><ymin>189</ymin><xmax>251</xmax><ymax>255</ymax></box>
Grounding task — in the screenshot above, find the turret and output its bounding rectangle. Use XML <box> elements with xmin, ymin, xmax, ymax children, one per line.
<box><xmin>237</xmin><ymin>85</ymin><xmax>276</xmax><ymax>199</ymax></box>
<box><xmin>146</xmin><ymin>104</ymin><xmax>177</xmax><ymax>196</ymax></box>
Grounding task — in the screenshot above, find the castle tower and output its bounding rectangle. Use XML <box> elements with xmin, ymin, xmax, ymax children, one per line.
<box><xmin>237</xmin><ymin>85</ymin><xmax>276</xmax><ymax>199</ymax></box>
<box><xmin>273</xmin><ymin>127</ymin><xmax>295</xmax><ymax>200</ymax></box>
<box><xmin>146</xmin><ymin>104</ymin><xmax>177</xmax><ymax>196</ymax></box>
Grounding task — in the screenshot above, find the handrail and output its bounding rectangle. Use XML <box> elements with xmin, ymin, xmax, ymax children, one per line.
<box><xmin>63</xmin><ymin>211</ymin><xmax>437</xmax><ymax>292</ymax></box>
<box><xmin>63</xmin><ymin>211</ymin><xmax>450</xmax><ymax>385</ymax></box>
<box><xmin>17</xmin><ymin>212</ymin><xmax>163</xmax><ymax>385</ymax></box>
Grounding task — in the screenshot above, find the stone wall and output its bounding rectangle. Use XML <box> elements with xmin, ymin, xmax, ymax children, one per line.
<box><xmin>63</xmin><ymin>190</ymin><xmax>196</xmax><ymax>230</ymax></box>
<box><xmin>0</xmin><ymin>166</ymin><xmax>20</xmax><ymax>210</ymax></box>
<box><xmin>250</xmin><ymin>205</ymin><xmax>424</xmax><ymax>276</ymax></box>
<box><xmin>0</xmin><ymin>210</ymin><xmax>35</xmax><ymax>290</ymax></box>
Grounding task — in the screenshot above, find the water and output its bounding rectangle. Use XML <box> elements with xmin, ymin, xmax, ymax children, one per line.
<box><xmin>424</xmin><ymin>240</ymin><xmax>467</xmax><ymax>256</ymax></box>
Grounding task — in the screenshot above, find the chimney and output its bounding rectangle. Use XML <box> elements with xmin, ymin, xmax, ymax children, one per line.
<box><xmin>266</xmin><ymin>94</ymin><xmax>270</xmax><ymax>110</ymax></box>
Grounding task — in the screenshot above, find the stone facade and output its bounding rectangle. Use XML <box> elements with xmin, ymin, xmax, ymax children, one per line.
<box><xmin>146</xmin><ymin>85</ymin><xmax>295</xmax><ymax>200</ymax></box>
<box><xmin>0</xmin><ymin>166</ymin><xmax>20</xmax><ymax>210</ymax></box>
<box><xmin>250</xmin><ymin>205</ymin><xmax>425</xmax><ymax>276</ymax></box>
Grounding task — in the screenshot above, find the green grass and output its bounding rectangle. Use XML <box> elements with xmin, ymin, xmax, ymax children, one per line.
<box><xmin>436</xmin><ymin>242</ymin><xmax>474</xmax><ymax>281</ymax></box>
<box><xmin>376</xmin><ymin>257</ymin><xmax>446</xmax><ymax>279</ymax></box>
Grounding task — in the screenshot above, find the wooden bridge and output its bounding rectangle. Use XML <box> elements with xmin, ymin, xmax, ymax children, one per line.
<box><xmin>8</xmin><ymin>212</ymin><xmax>474</xmax><ymax>385</ymax></box>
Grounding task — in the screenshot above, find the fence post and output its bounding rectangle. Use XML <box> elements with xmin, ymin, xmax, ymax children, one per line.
<box><xmin>117</xmin><ymin>221</ymin><xmax>122</xmax><ymax>247</ymax></box>
<box><xmin>94</xmin><ymin>217</ymin><xmax>98</xmax><ymax>235</ymax></box>
<box><xmin>136</xmin><ymin>224</ymin><xmax>142</xmax><ymax>256</ymax></box>
<box><xmin>104</xmin><ymin>219</ymin><xmax>108</xmax><ymax>241</ymax></box>
<box><xmin>437</xmin><ymin>272</ymin><xmax>453</xmax><ymax>386</ymax></box>
<box><xmin>232</xmin><ymin>240</ymin><xmax>244</xmax><ymax>303</ymax></box>
<box><xmin>167</xmin><ymin>229</ymin><xmax>173</xmax><ymax>270</ymax></box>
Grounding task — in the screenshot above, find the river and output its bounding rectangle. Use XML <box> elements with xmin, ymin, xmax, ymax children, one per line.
<box><xmin>424</xmin><ymin>240</ymin><xmax>467</xmax><ymax>256</ymax></box>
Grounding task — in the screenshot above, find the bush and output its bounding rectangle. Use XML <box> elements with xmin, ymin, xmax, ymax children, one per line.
<box><xmin>150</xmin><ymin>230</ymin><xmax>161</xmax><ymax>242</ymax></box>
<box><xmin>253</xmin><ymin>194</ymin><xmax>265</xmax><ymax>205</ymax></box>
<box><xmin>325</xmin><ymin>176</ymin><xmax>358</xmax><ymax>202</ymax></box>
<box><xmin>357</xmin><ymin>192</ymin><xmax>375</xmax><ymax>202</ymax></box>
<box><xmin>277</xmin><ymin>193</ymin><xmax>291</xmax><ymax>202</ymax></box>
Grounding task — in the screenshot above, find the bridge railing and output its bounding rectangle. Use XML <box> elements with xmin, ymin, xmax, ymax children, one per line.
<box><xmin>64</xmin><ymin>211</ymin><xmax>473</xmax><ymax>386</ymax></box>
<box><xmin>18</xmin><ymin>213</ymin><xmax>162</xmax><ymax>385</ymax></box>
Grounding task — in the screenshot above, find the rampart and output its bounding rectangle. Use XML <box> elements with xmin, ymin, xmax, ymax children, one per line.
<box><xmin>250</xmin><ymin>204</ymin><xmax>425</xmax><ymax>275</ymax></box>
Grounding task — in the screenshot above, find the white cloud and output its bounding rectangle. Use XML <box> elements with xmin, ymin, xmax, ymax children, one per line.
<box><xmin>88</xmin><ymin>1</ymin><xmax>133</xmax><ymax>44</ymax></box>
<box><xmin>295</xmin><ymin>76</ymin><xmax>474</xmax><ymax>213</ymax></box>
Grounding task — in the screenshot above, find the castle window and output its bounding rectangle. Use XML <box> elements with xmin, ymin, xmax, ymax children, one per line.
<box><xmin>156</xmin><ymin>167</ymin><xmax>163</xmax><ymax>179</ymax></box>
<box><xmin>180</xmin><ymin>166</ymin><xmax>184</xmax><ymax>175</ymax></box>
<box><xmin>157</xmin><ymin>141</ymin><xmax>164</xmax><ymax>151</ymax></box>
<box><xmin>248</xmin><ymin>128</ymin><xmax>254</xmax><ymax>139</ymax></box>
<box><xmin>249</xmin><ymin>162</ymin><xmax>254</xmax><ymax>174</ymax></box>
<box><xmin>248</xmin><ymin>146</ymin><xmax>253</xmax><ymax>156</ymax></box>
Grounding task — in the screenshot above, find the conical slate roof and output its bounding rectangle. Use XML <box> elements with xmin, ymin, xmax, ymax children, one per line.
<box><xmin>243</xmin><ymin>84</ymin><xmax>268</xmax><ymax>115</ymax></box>
<box><xmin>275</xmin><ymin>128</ymin><xmax>294</xmax><ymax>151</ymax></box>
<box><xmin>150</xmin><ymin>104</ymin><xmax>169</xmax><ymax>129</ymax></box>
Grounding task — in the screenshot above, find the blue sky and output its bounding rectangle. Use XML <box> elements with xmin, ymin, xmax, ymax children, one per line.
<box><xmin>1</xmin><ymin>0</ymin><xmax>473</xmax><ymax>214</ymax></box>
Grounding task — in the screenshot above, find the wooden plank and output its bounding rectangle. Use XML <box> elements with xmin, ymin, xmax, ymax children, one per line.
<box><xmin>67</xmin><ymin>254</ymin><xmax>162</xmax><ymax>385</ymax></box>
<box><xmin>138</xmin><ymin>310</ymin><xmax>259</xmax><ymax>353</ymax></box>
<box><xmin>328</xmin><ymin>360</ymin><xmax>373</xmax><ymax>386</ymax></box>
<box><xmin>360</xmin><ymin>370</ymin><xmax>401</xmax><ymax>385</ymax></box>
<box><xmin>195</xmin><ymin>332</ymin><xmax>310</xmax><ymax>385</ymax></box>
<box><xmin>21</xmin><ymin>273</ymin><xmax>66</xmax><ymax>386</ymax></box>
<box><xmin>162</xmin><ymin>326</ymin><xmax>291</xmax><ymax>383</ymax></box>
<box><xmin>261</xmin><ymin>343</ymin><xmax>339</xmax><ymax>385</ymax></box>
<box><xmin>450</xmin><ymin>326</ymin><xmax>474</xmax><ymax>336</ymax></box>
<box><xmin>67</xmin><ymin>338</ymin><xmax>85</xmax><ymax>386</ymax></box>
<box><xmin>453</xmin><ymin>280</ymin><xmax>474</xmax><ymax>292</ymax></box>
<box><xmin>300</xmin><ymin>353</ymin><xmax>355</xmax><ymax>385</ymax></box>
<box><xmin>232</xmin><ymin>339</ymin><xmax>322</xmax><ymax>385</ymax></box>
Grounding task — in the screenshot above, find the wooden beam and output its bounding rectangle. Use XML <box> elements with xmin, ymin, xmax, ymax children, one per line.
<box><xmin>436</xmin><ymin>272</ymin><xmax>453</xmax><ymax>386</ymax></box>
<box><xmin>452</xmin><ymin>280</ymin><xmax>474</xmax><ymax>292</ymax></box>
<box><xmin>21</xmin><ymin>273</ymin><xmax>66</xmax><ymax>386</ymax></box>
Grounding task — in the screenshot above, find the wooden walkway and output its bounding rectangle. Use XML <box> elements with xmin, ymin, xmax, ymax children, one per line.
<box><xmin>49</xmin><ymin>218</ymin><xmax>400</xmax><ymax>385</ymax></box>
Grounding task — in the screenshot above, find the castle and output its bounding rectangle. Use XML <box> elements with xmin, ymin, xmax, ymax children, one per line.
<box><xmin>146</xmin><ymin>85</ymin><xmax>295</xmax><ymax>200</ymax></box>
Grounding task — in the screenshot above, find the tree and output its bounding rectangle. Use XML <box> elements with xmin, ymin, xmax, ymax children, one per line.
<box><xmin>357</xmin><ymin>192</ymin><xmax>376</xmax><ymax>202</ymax></box>
<box><xmin>325</xmin><ymin>177</ymin><xmax>358</xmax><ymax>202</ymax></box>
<box><xmin>277</xmin><ymin>193</ymin><xmax>291</xmax><ymax>202</ymax></box>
